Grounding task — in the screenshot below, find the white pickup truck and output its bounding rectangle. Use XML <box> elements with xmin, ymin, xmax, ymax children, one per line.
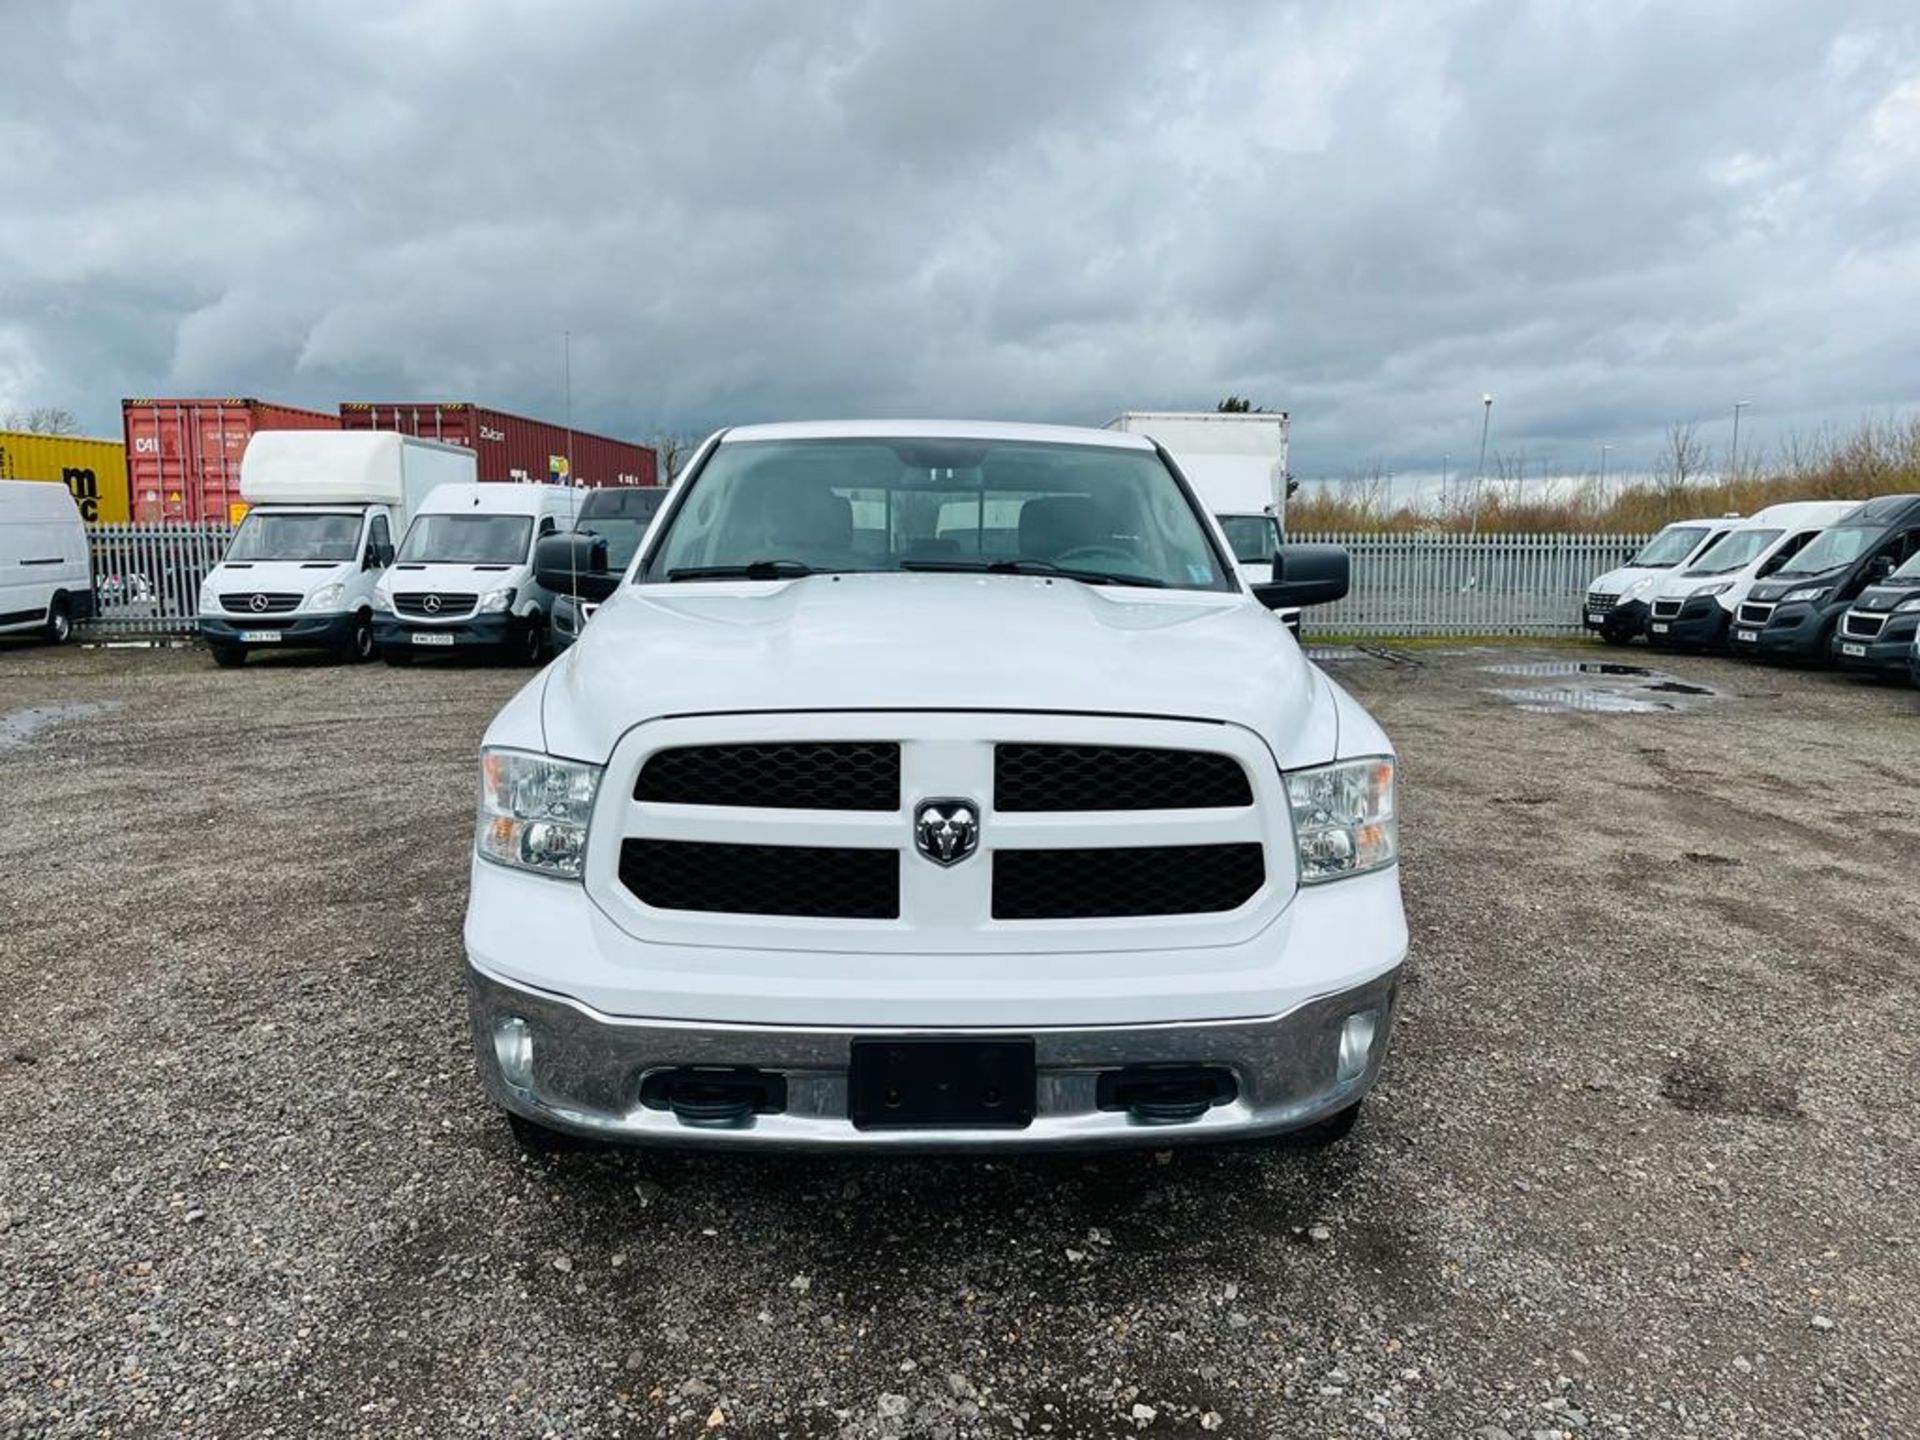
<box><xmin>465</xmin><ymin>420</ymin><xmax>1405</xmax><ymax>1151</ymax></box>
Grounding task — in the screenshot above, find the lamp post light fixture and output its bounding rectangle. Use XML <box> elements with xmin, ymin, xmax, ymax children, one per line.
<box><xmin>1470</xmin><ymin>394</ymin><xmax>1493</xmax><ymax>534</ymax></box>
<box><xmin>1730</xmin><ymin>401</ymin><xmax>1749</xmax><ymax>479</ymax></box>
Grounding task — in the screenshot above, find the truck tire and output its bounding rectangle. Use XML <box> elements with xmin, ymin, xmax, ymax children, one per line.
<box><xmin>1284</xmin><ymin>1100</ymin><xmax>1362</xmax><ymax>1149</ymax></box>
<box><xmin>42</xmin><ymin>595</ymin><xmax>72</xmax><ymax>645</ymax></box>
<box><xmin>343</xmin><ymin>611</ymin><xmax>376</xmax><ymax>663</ymax></box>
<box><xmin>210</xmin><ymin>646</ymin><xmax>245</xmax><ymax>669</ymax></box>
<box><xmin>515</xmin><ymin>615</ymin><xmax>547</xmax><ymax>666</ymax></box>
<box><xmin>506</xmin><ymin>1111</ymin><xmax>592</xmax><ymax>1154</ymax></box>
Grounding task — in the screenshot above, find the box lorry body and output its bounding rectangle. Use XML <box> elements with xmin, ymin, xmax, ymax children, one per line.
<box><xmin>373</xmin><ymin>481</ymin><xmax>583</xmax><ymax>665</ymax></box>
<box><xmin>339</xmin><ymin>402</ymin><xmax>659</xmax><ymax>490</ymax></box>
<box><xmin>0</xmin><ymin>480</ymin><xmax>93</xmax><ymax>643</ymax></box>
<box><xmin>198</xmin><ymin>432</ymin><xmax>473</xmax><ymax>665</ymax></box>
<box><xmin>1105</xmin><ymin>412</ymin><xmax>1291</xmax><ymax>580</ymax></box>
<box><xmin>465</xmin><ymin>420</ymin><xmax>1403</xmax><ymax>1153</ymax></box>
<box><xmin>125</xmin><ymin>398</ymin><xmax>342</xmax><ymax>525</ymax></box>
<box><xmin>0</xmin><ymin>430</ymin><xmax>131</xmax><ymax>523</ymax></box>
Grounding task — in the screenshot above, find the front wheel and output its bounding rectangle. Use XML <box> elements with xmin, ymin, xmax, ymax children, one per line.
<box><xmin>209</xmin><ymin>646</ymin><xmax>245</xmax><ymax>669</ymax></box>
<box><xmin>1600</xmin><ymin>629</ymin><xmax>1632</xmax><ymax>647</ymax></box>
<box><xmin>381</xmin><ymin>648</ymin><xmax>414</xmax><ymax>667</ymax></box>
<box><xmin>515</xmin><ymin>615</ymin><xmax>547</xmax><ymax>666</ymax></box>
<box><xmin>343</xmin><ymin>611</ymin><xmax>376</xmax><ymax>663</ymax></box>
<box><xmin>42</xmin><ymin>596</ymin><xmax>72</xmax><ymax>645</ymax></box>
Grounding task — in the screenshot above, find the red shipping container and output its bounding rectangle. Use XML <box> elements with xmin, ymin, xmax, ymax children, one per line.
<box><xmin>337</xmin><ymin>402</ymin><xmax>658</xmax><ymax>490</ymax></box>
<box><xmin>124</xmin><ymin>397</ymin><xmax>340</xmax><ymax>524</ymax></box>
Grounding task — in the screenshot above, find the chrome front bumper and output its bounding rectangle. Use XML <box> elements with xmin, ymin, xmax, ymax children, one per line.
<box><xmin>467</xmin><ymin>963</ymin><xmax>1402</xmax><ymax>1151</ymax></box>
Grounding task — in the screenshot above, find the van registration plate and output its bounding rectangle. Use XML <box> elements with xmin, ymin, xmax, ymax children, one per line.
<box><xmin>239</xmin><ymin>631</ymin><xmax>282</xmax><ymax>644</ymax></box>
<box><xmin>1841</xmin><ymin>642</ymin><xmax>1867</xmax><ymax>657</ymax></box>
<box><xmin>1586</xmin><ymin>611</ymin><xmax>1604</xmax><ymax>625</ymax></box>
<box><xmin>412</xmin><ymin>632</ymin><xmax>455</xmax><ymax>647</ymax></box>
<box><xmin>1651</xmin><ymin>622</ymin><xmax>1669</xmax><ymax>634</ymax></box>
<box><xmin>1735</xmin><ymin>629</ymin><xmax>1757</xmax><ymax>643</ymax></box>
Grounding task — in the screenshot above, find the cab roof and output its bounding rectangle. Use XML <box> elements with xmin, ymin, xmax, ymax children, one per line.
<box><xmin>719</xmin><ymin>420</ymin><xmax>1154</xmax><ymax>450</ymax></box>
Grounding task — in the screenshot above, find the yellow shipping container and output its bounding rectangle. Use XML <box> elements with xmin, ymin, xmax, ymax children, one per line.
<box><xmin>0</xmin><ymin>429</ymin><xmax>130</xmax><ymax>523</ymax></box>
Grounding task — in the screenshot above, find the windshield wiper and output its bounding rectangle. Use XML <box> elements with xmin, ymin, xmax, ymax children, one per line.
<box><xmin>899</xmin><ymin>558</ymin><xmax>1166</xmax><ymax>589</ymax></box>
<box><xmin>667</xmin><ymin>560</ymin><xmax>824</xmax><ymax>582</ymax></box>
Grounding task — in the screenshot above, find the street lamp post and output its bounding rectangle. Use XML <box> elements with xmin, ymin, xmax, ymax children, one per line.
<box><xmin>1600</xmin><ymin>444</ymin><xmax>1611</xmax><ymax>487</ymax></box>
<box><xmin>1730</xmin><ymin>401</ymin><xmax>1749</xmax><ymax>479</ymax></box>
<box><xmin>1470</xmin><ymin>394</ymin><xmax>1493</xmax><ymax>533</ymax></box>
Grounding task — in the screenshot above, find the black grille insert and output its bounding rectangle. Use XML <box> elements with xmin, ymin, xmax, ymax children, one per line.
<box><xmin>993</xmin><ymin>843</ymin><xmax>1265</xmax><ymax>920</ymax></box>
<box><xmin>220</xmin><ymin>592</ymin><xmax>301</xmax><ymax>614</ymax></box>
<box><xmin>636</xmin><ymin>742</ymin><xmax>899</xmax><ymax>811</ymax></box>
<box><xmin>621</xmin><ymin>839</ymin><xmax>898</xmax><ymax>918</ymax></box>
<box><xmin>393</xmin><ymin>592</ymin><xmax>478</xmax><ymax>617</ymax></box>
<box><xmin>995</xmin><ymin>744</ymin><xmax>1251</xmax><ymax>811</ymax></box>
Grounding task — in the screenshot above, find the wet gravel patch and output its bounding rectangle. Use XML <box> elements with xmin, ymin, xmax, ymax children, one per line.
<box><xmin>1</xmin><ymin>638</ymin><xmax>1916</xmax><ymax>1437</ymax></box>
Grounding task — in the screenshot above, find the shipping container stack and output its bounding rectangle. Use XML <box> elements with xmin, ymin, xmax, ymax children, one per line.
<box><xmin>124</xmin><ymin>398</ymin><xmax>340</xmax><ymax>524</ymax></box>
<box><xmin>338</xmin><ymin>402</ymin><xmax>658</xmax><ymax>490</ymax></box>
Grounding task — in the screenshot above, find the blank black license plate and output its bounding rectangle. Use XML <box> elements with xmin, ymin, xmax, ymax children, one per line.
<box><xmin>849</xmin><ymin>1039</ymin><xmax>1035</xmax><ymax>1130</ymax></box>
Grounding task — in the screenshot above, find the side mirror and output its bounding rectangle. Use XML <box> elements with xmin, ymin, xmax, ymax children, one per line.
<box><xmin>1251</xmin><ymin>543</ymin><xmax>1350</xmax><ymax>610</ymax></box>
<box><xmin>1865</xmin><ymin>554</ymin><xmax>1895</xmax><ymax>581</ymax></box>
<box><xmin>535</xmin><ymin>532</ymin><xmax>620</xmax><ymax>601</ymax></box>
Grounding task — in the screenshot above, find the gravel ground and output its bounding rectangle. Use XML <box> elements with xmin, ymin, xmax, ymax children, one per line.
<box><xmin>1</xmin><ymin>638</ymin><xmax>1916</xmax><ymax>1439</ymax></box>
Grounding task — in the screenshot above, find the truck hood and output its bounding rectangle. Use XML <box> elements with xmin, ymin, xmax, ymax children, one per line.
<box><xmin>1851</xmin><ymin>579</ymin><xmax>1920</xmax><ymax>613</ymax></box>
<box><xmin>1653</xmin><ymin>570</ymin><xmax>1750</xmax><ymax>605</ymax></box>
<box><xmin>207</xmin><ymin>558</ymin><xmax>353</xmax><ymax>595</ymax></box>
<box><xmin>537</xmin><ymin>572</ymin><xmax>1330</xmax><ymax>764</ymax></box>
<box><xmin>1589</xmin><ymin>563</ymin><xmax>1669</xmax><ymax>598</ymax></box>
<box><xmin>385</xmin><ymin>561</ymin><xmax>525</xmax><ymax>592</ymax></box>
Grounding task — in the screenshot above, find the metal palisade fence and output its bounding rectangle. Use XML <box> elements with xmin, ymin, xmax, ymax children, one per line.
<box><xmin>72</xmin><ymin>524</ymin><xmax>1653</xmax><ymax>640</ymax></box>
<box><xmin>1291</xmin><ymin>531</ymin><xmax>1653</xmax><ymax>637</ymax></box>
<box><xmin>84</xmin><ymin>524</ymin><xmax>232</xmax><ymax>636</ymax></box>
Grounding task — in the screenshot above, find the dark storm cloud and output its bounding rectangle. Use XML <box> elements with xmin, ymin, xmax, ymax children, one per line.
<box><xmin>2</xmin><ymin>0</ymin><xmax>1917</xmax><ymax>480</ymax></box>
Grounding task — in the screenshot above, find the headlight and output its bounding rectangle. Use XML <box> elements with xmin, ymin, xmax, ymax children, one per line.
<box><xmin>308</xmin><ymin>581</ymin><xmax>345</xmax><ymax>610</ymax></box>
<box><xmin>197</xmin><ymin>576</ymin><xmax>218</xmax><ymax>612</ymax></box>
<box><xmin>1894</xmin><ymin>595</ymin><xmax>1920</xmax><ymax>613</ymax></box>
<box><xmin>1620</xmin><ymin>576</ymin><xmax>1657</xmax><ymax>602</ymax></box>
<box><xmin>478</xmin><ymin>586</ymin><xmax>517</xmax><ymax>613</ymax></box>
<box><xmin>477</xmin><ymin>748</ymin><xmax>601</xmax><ymax>879</ymax></box>
<box><xmin>1286</xmin><ymin>756</ymin><xmax>1397</xmax><ymax>883</ymax></box>
<box><xmin>372</xmin><ymin>579</ymin><xmax>394</xmax><ymax>613</ymax></box>
<box><xmin>1781</xmin><ymin>586</ymin><xmax>1829</xmax><ymax>604</ymax></box>
<box><xmin>1693</xmin><ymin>581</ymin><xmax>1731</xmax><ymax>598</ymax></box>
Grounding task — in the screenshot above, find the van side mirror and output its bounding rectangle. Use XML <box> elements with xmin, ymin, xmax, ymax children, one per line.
<box><xmin>1251</xmin><ymin>543</ymin><xmax>1350</xmax><ymax>610</ymax></box>
<box><xmin>1865</xmin><ymin>553</ymin><xmax>1895</xmax><ymax>581</ymax></box>
<box><xmin>535</xmin><ymin>532</ymin><xmax>620</xmax><ymax>601</ymax></box>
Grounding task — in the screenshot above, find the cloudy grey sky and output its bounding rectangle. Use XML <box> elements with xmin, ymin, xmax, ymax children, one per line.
<box><xmin>3</xmin><ymin>0</ymin><xmax>1918</xmax><ymax>484</ymax></box>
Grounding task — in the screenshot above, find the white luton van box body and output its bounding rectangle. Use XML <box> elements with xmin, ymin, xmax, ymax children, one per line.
<box><xmin>1104</xmin><ymin>411</ymin><xmax>1298</xmax><ymax>631</ymax></box>
<box><xmin>373</xmin><ymin>481</ymin><xmax>583</xmax><ymax>665</ymax></box>
<box><xmin>199</xmin><ymin>431</ymin><xmax>473</xmax><ymax>666</ymax></box>
<box><xmin>0</xmin><ymin>479</ymin><xmax>92</xmax><ymax>644</ymax></box>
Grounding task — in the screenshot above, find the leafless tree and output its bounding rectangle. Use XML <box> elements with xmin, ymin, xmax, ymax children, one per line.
<box><xmin>3</xmin><ymin>406</ymin><xmax>81</xmax><ymax>435</ymax></box>
<box><xmin>1655</xmin><ymin>421</ymin><xmax>1708</xmax><ymax>500</ymax></box>
<box><xmin>649</xmin><ymin>432</ymin><xmax>704</xmax><ymax>483</ymax></box>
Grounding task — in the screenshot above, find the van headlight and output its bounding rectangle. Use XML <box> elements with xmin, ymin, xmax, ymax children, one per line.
<box><xmin>1693</xmin><ymin>581</ymin><xmax>1731</xmax><ymax>598</ymax></box>
<box><xmin>1619</xmin><ymin>576</ymin><xmax>1658</xmax><ymax>603</ymax></box>
<box><xmin>1894</xmin><ymin>596</ymin><xmax>1920</xmax><ymax>613</ymax></box>
<box><xmin>372</xmin><ymin>578</ymin><xmax>394</xmax><ymax>613</ymax></box>
<box><xmin>1287</xmin><ymin>756</ymin><xmax>1396</xmax><ymax>883</ymax></box>
<box><xmin>308</xmin><ymin>581</ymin><xmax>345</xmax><ymax>610</ymax></box>
<box><xmin>477</xmin><ymin>748</ymin><xmax>601</xmax><ymax>879</ymax></box>
<box><xmin>1782</xmin><ymin>586</ymin><xmax>1829</xmax><ymax>604</ymax></box>
<box><xmin>478</xmin><ymin>586</ymin><xmax>517</xmax><ymax>613</ymax></box>
<box><xmin>198</xmin><ymin>576</ymin><xmax>219</xmax><ymax>612</ymax></box>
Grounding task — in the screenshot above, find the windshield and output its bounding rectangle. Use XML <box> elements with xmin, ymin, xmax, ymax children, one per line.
<box><xmin>397</xmin><ymin>513</ymin><xmax>534</xmax><ymax>564</ymax></box>
<box><xmin>1217</xmin><ymin>514</ymin><xmax>1281</xmax><ymax>565</ymax></box>
<box><xmin>1684</xmin><ymin>528</ymin><xmax>1780</xmax><ymax>575</ymax></box>
<box><xmin>578</xmin><ymin>516</ymin><xmax>649</xmax><ymax>568</ymax></box>
<box><xmin>1776</xmin><ymin>524</ymin><xmax>1874</xmax><ymax>576</ymax></box>
<box><xmin>1628</xmin><ymin>525</ymin><xmax>1709</xmax><ymax>568</ymax></box>
<box><xmin>224</xmin><ymin>511</ymin><xmax>360</xmax><ymax>562</ymax></box>
<box><xmin>1890</xmin><ymin>549</ymin><xmax>1920</xmax><ymax>581</ymax></box>
<box><xmin>643</xmin><ymin>437</ymin><xmax>1230</xmax><ymax>590</ymax></box>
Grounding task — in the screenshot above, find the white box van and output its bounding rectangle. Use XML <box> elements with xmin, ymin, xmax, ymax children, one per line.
<box><xmin>374</xmin><ymin>482</ymin><xmax>583</xmax><ymax>664</ymax></box>
<box><xmin>1644</xmin><ymin>501</ymin><xmax>1860</xmax><ymax>651</ymax></box>
<box><xmin>199</xmin><ymin>432</ymin><xmax>472</xmax><ymax>666</ymax></box>
<box><xmin>0</xmin><ymin>479</ymin><xmax>93</xmax><ymax>644</ymax></box>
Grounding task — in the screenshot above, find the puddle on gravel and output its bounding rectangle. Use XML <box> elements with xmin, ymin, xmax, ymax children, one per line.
<box><xmin>0</xmin><ymin>701</ymin><xmax>117</xmax><ymax>750</ymax></box>
<box><xmin>1482</xmin><ymin>661</ymin><xmax>1719</xmax><ymax>715</ymax></box>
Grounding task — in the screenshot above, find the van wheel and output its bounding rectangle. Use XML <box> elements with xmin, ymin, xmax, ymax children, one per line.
<box><xmin>1284</xmin><ymin>1100</ymin><xmax>1362</xmax><ymax>1149</ymax></box>
<box><xmin>1600</xmin><ymin>629</ymin><xmax>1632</xmax><ymax>647</ymax></box>
<box><xmin>382</xmin><ymin>649</ymin><xmax>414</xmax><ymax>667</ymax></box>
<box><xmin>210</xmin><ymin>646</ymin><xmax>245</xmax><ymax>668</ymax></box>
<box><xmin>517</xmin><ymin>616</ymin><xmax>547</xmax><ymax>666</ymax></box>
<box><xmin>344</xmin><ymin>612</ymin><xmax>376</xmax><ymax>662</ymax></box>
<box><xmin>42</xmin><ymin>596</ymin><xmax>72</xmax><ymax>645</ymax></box>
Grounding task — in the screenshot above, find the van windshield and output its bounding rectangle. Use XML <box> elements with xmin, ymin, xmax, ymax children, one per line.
<box><xmin>644</xmin><ymin>437</ymin><xmax>1229</xmax><ymax>590</ymax></box>
<box><xmin>398</xmin><ymin>513</ymin><xmax>534</xmax><ymax>564</ymax></box>
<box><xmin>1628</xmin><ymin>525</ymin><xmax>1708</xmax><ymax>567</ymax></box>
<box><xmin>1684</xmin><ymin>528</ymin><xmax>1780</xmax><ymax>575</ymax></box>
<box><xmin>226</xmin><ymin>512</ymin><xmax>360</xmax><ymax>562</ymax></box>
<box><xmin>1217</xmin><ymin>514</ymin><xmax>1281</xmax><ymax>565</ymax></box>
<box><xmin>1775</xmin><ymin>525</ymin><xmax>1874</xmax><ymax>576</ymax></box>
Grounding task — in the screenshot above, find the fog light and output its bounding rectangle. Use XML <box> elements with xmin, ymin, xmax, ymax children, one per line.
<box><xmin>1337</xmin><ymin>1010</ymin><xmax>1378</xmax><ymax>1083</ymax></box>
<box><xmin>494</xmin><ymin>1015</ymin><xmax>534</xmax><ymax>1090</ymax></box>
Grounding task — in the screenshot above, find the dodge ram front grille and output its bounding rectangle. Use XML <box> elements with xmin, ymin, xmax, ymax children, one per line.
<box><xmin>393</xmin><ymin>592</ymin><xmax>478</xmax><ymax>618</ymax></box>
<box><xmin>636</xmin><ymin>742</ymin><xmax>900</xmax><ymax>811</ymax></box>
<box><xmin>994</xmin><ymin>744</ymin><xmax>1252</xmax><ymax>811</ymax></box>
<box><xmin>621</xmin><ymin>839</ymin><xmax>899</xmax><ymax>918</ymax></box>
<box><xmin>992</xmin><ymin>843</ymin><xmax>1265</xmax><ymax>919</ymax></box>
<box><xmin>219</xmin><ymin>592</ymin><xmax>301</xmax><ymax>613</ymax></box>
